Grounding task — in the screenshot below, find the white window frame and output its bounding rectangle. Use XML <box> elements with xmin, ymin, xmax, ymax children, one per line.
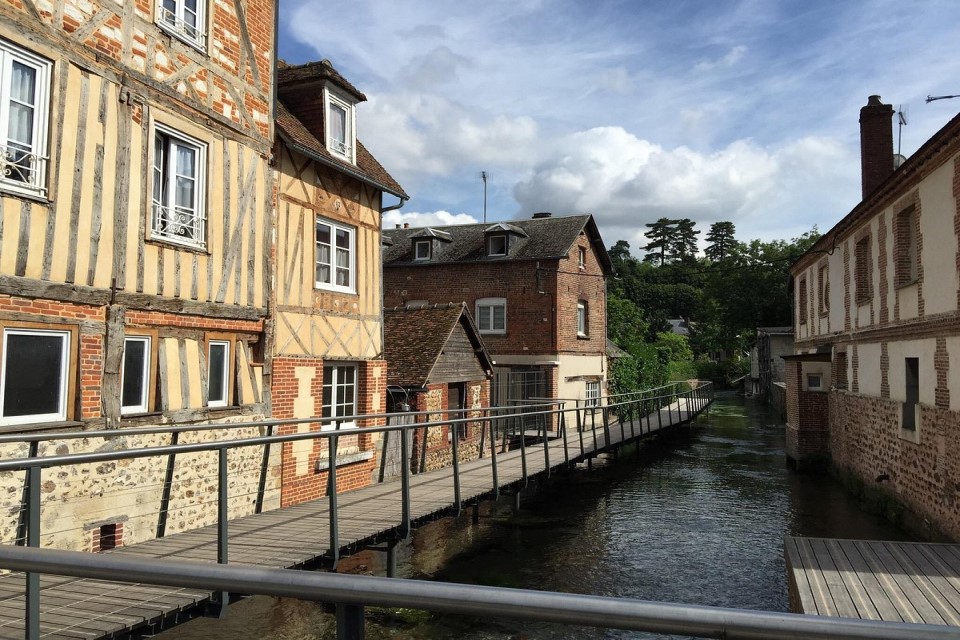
<box><xmin>806</xmin><ymin>373</ymin><xmax>823</xmax><ymax>392</ymax></box>
<box><xmin>487</xmin><ymin>234</ymin><xmax>507</xmax><ymax>257</ymax></box>
<box><xmin>322</xmin><ymin>363</ymin><xmax>358</xmax><ymax>430</ymax></box>
<box><xmin>578</xmin><ymin>246</ymin><xmax>586</xmax><ymax>270</ymax></box>
<box><xmin>207</xmin><ymin>340</ymin><xmax>230</xmax><ymax>408</ymax></box>
<box><xmin>476</xmin><ymin>297</ymin><xmax>506</xmax><ymax>335</ymax></box>
<box><xmin>0</xmin><ymin>40</ymin><xmax>51</xmax><ymax>198</ymax></box>
<box><xmin>120</xmin><ymin>336</ymin><xmax>151</xmax><ymax>415</ymax></box>
<box><xmin>0</xmin><ymin>328</ymin><xmax>69</xmax><ymax>426</ymax></box>
<box><xmin>151</xmin><ymin>123</ymin><xmax>207</xmax><ymax>249</ymax></box>
<box><xmin>414</xmin><ymin>239</ymin><xmax>431</xmax><ymax>261</ymax></box>
<box><xmin>577</xmin><ymin>301</ymin><xmax>587</xmax><ymax>337</ymax></box>
<box><xmin>585</xmin><ymin>381</ymin><xmax>601</xmax><ymax>408</ymax></box>
<box><xmin>324</xmin><ymin>86</ymin><xmax>356</xmax><ymax>164</ymax></box>
<box><xmin>156</xmin><ymin>0</ymin><xmax>207</xmax><ymax>51</ymax></box>
<box><xmin>315</xmin><ymin>217</ymin><xmax>356</xmax><ymax>294</ymax></box>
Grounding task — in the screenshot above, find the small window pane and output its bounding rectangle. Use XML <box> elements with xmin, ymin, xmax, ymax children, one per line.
<box><xmin>2</xmin><ymin>330</ymin><xmax>67</xmax><ymax>422</ymax></box>
<box><xmin>121</xmin><ymin>337</ymin><xmax>150</xmax><ymax>413</ymax></box>
<box><xmin>207</xmin><ymin>341</ymin><xmax>229</xmax><ymax>407</ymax></box>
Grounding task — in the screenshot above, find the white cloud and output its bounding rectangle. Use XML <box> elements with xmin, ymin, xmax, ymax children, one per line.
<box><xmin>694</xmin><ymin>45</ymin><xmax>748</xmax><ymax>72</ymax></box>
<box><xmin>383</xmin><ymin>210</ymin><xmax>479</xmax><ymax>230</ymax></box>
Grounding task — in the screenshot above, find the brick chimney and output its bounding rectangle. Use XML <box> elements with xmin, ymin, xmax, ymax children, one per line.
<box><xmin>859</xmin><ymin>95</ymin><xmax>894</xmax><ymax>200</ymax></box>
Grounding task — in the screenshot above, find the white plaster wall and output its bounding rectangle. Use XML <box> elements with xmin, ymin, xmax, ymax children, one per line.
<box><xmin>557</xmin><ymin>354</ymin><xmax>606</xmax><ymax>402</ymax></box>
<box><xmin>887</xmin><ymin>339</ymin><xmax>938</xmax><ymax>406</ymax></box>
<box><xmin>897</xmin><ymin>283</ymin><xmax>920</xmax><ymax>321</ymax></box>
<box><xmin>828</xmin><ymin>250</ymin><xmax>845</xmax><ymax>330</ymax></box>
<box><xmin>857</xmin><ymin>343</ymin><xmax>882</xmax><ymax>396</ymax></box>
<box><xmin>919</xmin><ymin>164</ymin><xmax>959</xmax><ymax>317</ymax></box>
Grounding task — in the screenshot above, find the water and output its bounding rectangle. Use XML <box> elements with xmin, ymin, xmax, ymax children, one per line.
<box><xmin>160</xmin><ymin>394</ymin><xmax>911</xmax><ymax>639</ymax></box>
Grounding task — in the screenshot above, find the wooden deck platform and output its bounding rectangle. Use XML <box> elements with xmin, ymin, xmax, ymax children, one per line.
<box><xmin>0</xmin><ymin>397</ymin><xmax>707</xmax><ymax>639</ymax></box>
<box><xmin>785</xmin><ymin>536</ymin><xmax>960</xmax><ymax>626</ymax></box>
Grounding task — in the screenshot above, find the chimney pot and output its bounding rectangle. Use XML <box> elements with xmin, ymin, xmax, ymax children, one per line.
<box><xmin>403</xmin><ymin>223</ymin><xmax>409</xmax><ymax>229</ymax></box>
<box><xmin>859</xmin><ymin>95</ymin><xmax>895</xmax><ymax>200</ymax></box>
<box><xmin>395</xmin><ymin>224</ymin><xmax>401</xmax><ymax>229</ymax></box>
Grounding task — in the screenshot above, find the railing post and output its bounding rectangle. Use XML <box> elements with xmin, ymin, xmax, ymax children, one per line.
<box><xmin>156</xmin><ymin>431</ymin><xmax>180</xmax><ymax>538</ymax></box>
<box><xmin>255</xmin><ymin>425</ymin><xmax>274</xmax><ymax>514</ymax></box>
<box><xmin>617</xmin><ymin>401</ymin><xmax>627</xmax><ymax>443</ymax></box>
<box><xmin>478</xmin><ymin>408</ymin><xmax>487</xmax><ymax>459</ymax></box>
<box><xmin>451</xmin><ymin>417</ymin><xmax>462</xmax><ymax>515</ymax></box>
<box><xmin>589</xmin><ymin>403</ymin><xmax>599</xmax><ymax>451</ymax></box>
<box><xmin>489</xmin><ymin>413</ymin><xmax>500</xmax><ymax>499</ymax></box>
<box><xmin>336</xmin><ymin>603</ymin><xmax>365</xmax><ymax>640</ymax></box>
<box><xmin>25</xmin><ymin>464</ymin><xmax>40</xmax><ymax>640</ymax></box>
<box><xmin>328</xmin><ymin>425</ymin><xmax>340</xmax><ymax>568</ymax></box>
<box><xmin>575</xmin><ymin>400</ymin><xmax>584</xmax><ymax>456</ymax></box>
<box><xmin>559</xmin><ymin>405</ymin><xmax>570</xmax><ymax>465</ymax></box>
<box><xmin>400</xmin><ymin>424</ymin><xmax>411</xmax><ymax>538</ymax></box>
<box><xmin>601</xmin><ymin>405</ymin><xmax>611</xmax><ymax>448</ymax></box>
<box><xmin>519</xmin><ymin>410</ymin><xmax>528</xmax><ymax>487</ymax></box>
<box><xmin>657</xmin><ymin>393</ymin><xmax>663</xmax><ymax>431</ymax></box>
<box><xmin>212</xmin><ymin>447</ymin><xmax>230</xmax><ymax>617</ymax></box>
<box><xmin>542</xmin><ymin>407</ymin><xmax>551</xmax><ymax>477</ymax></box>
<box><xmin>15</xmin><ymin>441</ymin><xmax>38</xmax><ymax>546</ymax></box>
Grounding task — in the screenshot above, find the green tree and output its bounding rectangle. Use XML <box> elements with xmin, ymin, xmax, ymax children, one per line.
<box><xmin>704</xmin><ymin>221</ymin><xmax>737</xmax><ymax>262</ymax></box>
<box><xmin>641</xmin><ymin>218</ymin><xmax>678</xmax><ymax>265</ymax></box>
<box><xmin>672</xmin><ymin>218</ymin><xmax>700</xmax><ymax>262</ymax></box>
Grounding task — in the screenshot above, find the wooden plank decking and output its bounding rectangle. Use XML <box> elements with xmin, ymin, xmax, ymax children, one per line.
<box><xmin>785</xmin><ymin>536</ymin><xmax>960</xmax><ymax>626</ymax></box>
<box><xmin>0</xmin><ymin>397</ymin><xmax>707</xmax><ymax>639</ymax></box>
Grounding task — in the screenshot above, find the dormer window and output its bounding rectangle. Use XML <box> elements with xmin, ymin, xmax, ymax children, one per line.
<box><xmin>487</xmin><ymin>234</ymin><xmax>507</xmax><ymax>256</ymax></box>
<box><xmin>324</xmin><ymin>86</ymin><xmax>355</xmax><ymax>163</ymax></box>
<box><xmin>414</xmin><ymin>239</ymin><xmax>431</xmax><ymax>261</ymax></box>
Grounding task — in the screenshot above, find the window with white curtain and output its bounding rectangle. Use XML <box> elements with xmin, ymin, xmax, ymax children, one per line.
<box><xmin>316</xmin><ymin>217</ymin><xmax>356</xmax><ymax>293</ymax></box>
<box><xmin>151</xmin><ymin>123</ymin><xmax>207</xmax><ymax>248</ymax></box>
<box><xmin>121</xmin><ymin>336</ymin><xmax>151</xmax><ymax>414</ymax></box>
<box><xmin>325</xmin><ymin>88</ymin><xmax>355</xmax><ymax>163</ymax></box>
<box><xmin>156</xmin><ymin>0</ymin><xmax>207</xmax><ymax>50</ymax></box>
<box><xmin>0</xmin><ymin>40</ymin><xmax>50</xmax><ymax>197</ymax></box>
<box><xmin>322</xmin><ymin>363</ymin><xmax>358</xmax><ymax>430</ymax></box>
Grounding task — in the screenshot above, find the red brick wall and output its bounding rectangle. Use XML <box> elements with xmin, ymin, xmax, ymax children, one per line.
<box><xmin>829</xmin><ymin>391</ymin><xmax>960</xmax><ymax>540</ymax></box>
<box><xmin>784</xmin><ymin>360</ymin><xmax>830</xmax><ymax>463</ymax></box>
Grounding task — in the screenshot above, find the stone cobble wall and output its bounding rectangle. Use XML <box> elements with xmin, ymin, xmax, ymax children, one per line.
<box><xmin>829</xmin><ymin>391</ymin><xmax>960</xmax><ymax>540</ymax></box>
<box><xmin>0</xmin><ymin>421</ymin><xmax>281</xmax><ymax>552</ymax></box>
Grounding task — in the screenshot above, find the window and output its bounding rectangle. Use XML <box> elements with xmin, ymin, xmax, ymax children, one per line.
<box><xmin>325</xmin><ymin>88</ymin><xmax>355</xmax><ymax>163</ymax></box>
<box><xmin>578</xmin><ymin>246</ymin><xmax>586</xmax><ymax>270</ymax></box>
<box><xmin>798</xmin><ymin>277</ymin><xmax>808</xmax><ymax>324</ymax></box>
<box><xmin>806</xmin><ymin>373</ymin><xmax>823</xmax><ymax>391</ymax></box>
<box><xmin>152</xmin><ymin>124</ymin><xmax>207</xmax><ymax>248</ymax></box>
<box><xmin>818</xmin><ymin>264</ymin><xmax>829</xmax><ymax>314</ymax></box>
<box><xmin>315</xmin><ymin>218</ymin><xmax>355</xmax><ymax>293</ymax></box>
<box><xmin>207</xmin><ymin>340</ymin><xmax>230</xmax><ymax>407</ymax></box>
<box><xmin>322</xmin><ymin>363</ymin><xmax>357</xmax><ymax>430</ymax></box>
<box><xmin>903</xmin><ymin>357</ymin><xmax>919</xmax><ymax>431</ymax></box>
<box><xmin>414</xmin><ymin>239</ymin><xmax>431</xmax><ymax>261</ymax></box>
<box><xmin>0</xmin><ymin>328</ymin><xmax>69</xmax><ymax>425</ymax></box>
<box><xmin>577</xmin><ymin>301</ymin><xmax>588</xmax><ymax>337</ymax></box>
<box><xmin>585</xmin><ymin>381</ymin><xmax>600</xmax><ymax>407</ymax></box>
<box><xmin>156</xmin><ymin>0</ymin><xmax>207</xmax><ymax>50</ymax></box>
<box><xmin>487</xmin><ymin>234</ymin><xmax>507</xmax><ymax>256</ymax></box>
<box><xmin>476</xmin><ymin>298</ymin><xmax>506</xmax><ymax>334</ymax></box>
<box><xmin>896</xmin><ymin>207</ymin><xmax>918</xmax><ymax>286</ymax></box>
<box><xmin>121</xmin><ymin>336</ymin><xmax>151</xmax><ymax>414</ymax></box>
<box><xmin>0</xmin><ymin>40</ymin><xmax>51</xmax><ymax>197</ymax></box>
<box><xmin>855</xmin><ymin>235</ymin><xmax>872</xmax><ymax>304</ymax></box>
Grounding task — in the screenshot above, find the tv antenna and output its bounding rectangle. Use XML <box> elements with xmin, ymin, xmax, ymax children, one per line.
<box><xmin>478</xmin><ymin>170</ymin><xmax>489</xmax><ymax>223</ymax></box>
<box><xmin>926</xmin><ymin>94</ymin><xmax>960</xmax><ymax>103</ymax></box>
<box><xmin>896</xmin><ymin>104</ymin><xmax>908</xmax><ymax>158</ymax></box>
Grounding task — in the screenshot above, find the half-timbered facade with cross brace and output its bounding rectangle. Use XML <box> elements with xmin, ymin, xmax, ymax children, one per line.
<box><xmin>0</xmin><ymin>0</ymin><xmax>278</xmax><ymax>550</ymax></box>
<box><xmin>273</xmin><ymin>60</ymin><xmax>407</xmax><ymax>506</ymax></box>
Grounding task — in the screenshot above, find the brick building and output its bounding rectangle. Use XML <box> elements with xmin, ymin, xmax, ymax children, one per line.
<box><xmin>383</xmin><ymin>303</ymin><xmax>493</xmax><ymax>472</ymax></box>
<box><xmin>0</xmin><ymin>0</ymin><xmax>279</xmax><ymax>550</ymax></box>
<box><xmin>382</xmin><ymin>213</ymin><xmax>613</xmax><ymax>408</ymax></box>
<box><xmin>272</xmin><ymin>60</ymin><xmax>407</xmax><ymax>505</ymax></box>
<box><xmin>788</xmin><ymin>96</ymin><xmax>960</xmax><ymax>539</ymax></box>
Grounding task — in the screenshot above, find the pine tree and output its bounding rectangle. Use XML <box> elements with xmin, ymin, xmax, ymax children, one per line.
<box><xmin>704</xmin><ymin>221</ymin><xmax>737</xmax><ymax>262</ymax></box>
<box><xmin>672</xmin><ymin>218</ymin><xmax>700</xmax><ymax>262</ymax></box>
<box><xmin>641</xmin><ymin>218</ymin><xmax>679</xmax><ymax>266</ymax></box>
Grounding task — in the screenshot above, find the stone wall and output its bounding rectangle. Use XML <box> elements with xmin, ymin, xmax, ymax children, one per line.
<box><xmin>829</xmin><ymin>390</ymin><xmax>960</xmax><ymax>540</ymax></box>
<box><xmin>0</xmin><ymin>421</ymin><xmax>282</xmax><ymax>552</ymax></box>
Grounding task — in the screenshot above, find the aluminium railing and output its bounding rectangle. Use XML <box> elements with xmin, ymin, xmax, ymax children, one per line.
<box><xmin>0</xmin><ymin>382</ymin><xmax>714</xmax><ymax>639</ymax></box>
<box><xmin>0</xmin><ymin>544</ymin><xmax>955</xmax><ymax>640</ymax></box>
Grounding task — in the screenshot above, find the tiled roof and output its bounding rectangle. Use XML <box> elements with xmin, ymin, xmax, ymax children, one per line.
<box><xmin>277</xmin><ymin>59</ymin><xmax>367</xmax><ymax>102</ymax></box>
<box><xmin>275</xmin><ymin>61</ymin><xmax>407</xmax><ymax>199</ymax></box>
<box><xmin>383</xmin><ymin>303</ymin><xmax>493</xmax><ymax>387</ymax></box>
<box><xmin>382</xmin><ymin>214</ymin><xmax>613</xmax><ymax>273</ymax></box>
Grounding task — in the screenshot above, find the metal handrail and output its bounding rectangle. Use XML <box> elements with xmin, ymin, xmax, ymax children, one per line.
<box><xmin>0</xmin><ymin>545</ymin><xmax>953</xmax><ymax>640</ymax></box>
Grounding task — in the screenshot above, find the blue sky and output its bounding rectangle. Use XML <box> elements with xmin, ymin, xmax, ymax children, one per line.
<box><xmin>278</xmin><ymin>0</ymin><xmax>960</xmax><ymax>254</ymax></box>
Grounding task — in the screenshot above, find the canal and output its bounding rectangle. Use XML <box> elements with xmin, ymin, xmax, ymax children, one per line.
<box><xmin>161</xmin><ymin>393</ymin><xmax>911</xmax><ymax>639</ymax></box>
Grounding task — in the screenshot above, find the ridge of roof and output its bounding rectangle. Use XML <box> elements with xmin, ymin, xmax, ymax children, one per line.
<box><xmin>277</xmin><ymin>59</ymin><xmax>367</xmax><ymax>102</ymax></box>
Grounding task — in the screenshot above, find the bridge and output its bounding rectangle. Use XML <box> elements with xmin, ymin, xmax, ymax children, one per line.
<box><xmin>0</xmin><ymin>383</ymin><xmax>713</xmax><ymax>639</ymax></box>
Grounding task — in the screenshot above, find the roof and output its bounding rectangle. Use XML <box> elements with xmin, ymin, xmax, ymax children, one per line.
<box><xmin>781</xmin><ymin>353</ymin><xmax>831</xmax><ymax>362</ymax></box>
<box><xmin>382</xmin><ymin>214</ymin><xmax>614</xmax><ymax>273</ymax></box>
<box><xmin>757</xmin><ymin>326</ymin><xmax>794</xmax><ymax>336</ymax></box>
<box><xmin>792</xmin><ymin>108</ymin><xmax>960</xmax><ymax>273</ymax></box>
<box><xmin>383</xmin><ymin>303</ymin><xmax>494</xmax><ymax>387</ymax></box>
<box><xmin>667</xmin><ymin>319</ymin><xmax>691</xmax><ymax>336</ymax></box>
<box><xmin>606</xmin><ymin>339</ymin><xmax>630</xmax><ymax>359</ymax></box>
<box><xmin>275</xmin><ymin>62</ymin><xmax>407</xmax><ymax>200</ymax></box>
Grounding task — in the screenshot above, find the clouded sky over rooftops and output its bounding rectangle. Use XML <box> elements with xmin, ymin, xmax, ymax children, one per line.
<box><xmin>279</xmin><ymin>0</ymin><xmax>960</xmax><ymax>253</ymax></box>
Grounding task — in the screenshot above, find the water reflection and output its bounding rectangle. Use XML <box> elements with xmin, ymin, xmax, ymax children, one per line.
<box><xmin>160</xmin><ymin>394</ymin><xmax>910</xmax><ymax>639</ymax></box>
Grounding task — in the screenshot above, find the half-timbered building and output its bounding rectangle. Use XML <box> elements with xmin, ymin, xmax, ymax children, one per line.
<box><xmin>0</xmin><ymin>0</ymin><xmax>277</xmax><ymax>550</ymax></box>
<box><xmin>272</xmin><ymin>60</ymin><xmax>407</xmax><ymax>505</ymax></box>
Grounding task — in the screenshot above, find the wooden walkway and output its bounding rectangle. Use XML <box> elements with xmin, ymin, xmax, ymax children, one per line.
<box><xmin>785</xmin><ymin>536</ymin><xmax>960</xmax><ymax>626</ymax></box>
<box><xmin>0</xmin><ymin>397</ymin><xmax>706</xmax><ymax>639</ymax></box>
